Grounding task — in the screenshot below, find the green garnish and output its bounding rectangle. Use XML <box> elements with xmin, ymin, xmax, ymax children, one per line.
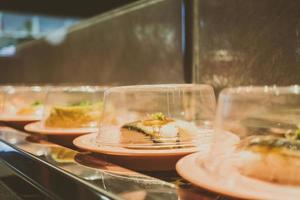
<box><xmin>70</xmin><ymin>100</ymin><xmax>103</xmax><ymax>110</ymax></box>
<box><xmin>149</xmin><ymin>112</ymin><xmax>166</xmax><ymax>121</ymax></box>
<box><xmin>285</xmin><ymin>127</ymin><xmax>300</xmax><ymax>140</ymax></box>
<box><xmin>31</xmin><ymin>100</ymin><xmax>42</xmax><ymax>106</ymax></box>
<box><xmin>72</xmin><ymin>100</ymin><xmax>92</xmax><ymax>107</ymax></box>
<box><xmin>295</xmin><ymin>128</ymin><xmax>300</xmax><ymax>140</ymax></box>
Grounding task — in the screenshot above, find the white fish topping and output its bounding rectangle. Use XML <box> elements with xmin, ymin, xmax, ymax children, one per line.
<box><xmin>160</xmin><ymin>123</ymin><xmax>178</xmax><ymax>138</ymax></box>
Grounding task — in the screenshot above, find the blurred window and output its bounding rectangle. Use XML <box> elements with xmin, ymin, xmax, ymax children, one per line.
<box><xmin>0</xmin><ymin>11</ymin><xmax>80</xmax><ymax>56</ymax></box>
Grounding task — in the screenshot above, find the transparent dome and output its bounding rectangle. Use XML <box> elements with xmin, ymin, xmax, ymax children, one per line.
<box><xmin>0</xmin><ymin>88</ymin><xmax>5</xmax><ymax>114</ymax></box>
<box><xmin>205</xmin><ymin>85</ymin><xmax>300</xmax><ymax>186</ymax></box>
<box><xmin>1</xmin><ymin>86</ymin><xmax>48</xmax><ymax>118</ymax></box>
<box><xmin>96</xmin><ymin>84</ymin><xmax>216</xmax><ymax>149</ymax></box>
<box><xmin>42</xmin><ymin>86</ymin><xmax>107</xmax><ymax>129</ymax></box>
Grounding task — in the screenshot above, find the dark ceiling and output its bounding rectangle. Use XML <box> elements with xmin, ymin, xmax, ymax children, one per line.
<box><xmin>0</xmin><ymin>0</ymin><xmax>138</xmax><ymax>18</ymax></box>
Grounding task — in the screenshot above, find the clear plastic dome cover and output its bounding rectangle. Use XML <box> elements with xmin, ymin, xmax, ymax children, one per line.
<box><xmin>205</xmin><ymin>85</ymin><xmax>300</xmax><ymax>186</ymax></box>
<box><xmin>96</xmin><ymin>84</ymin><xmax>216</xmax><ymax>149</ymax></box>
<box><xmin>1</xmin><ymin>86</ymin><xmax>47</xmax><ymax>118</ymax></box>
<box><xmin>0</xmin><ymin>89</ymin><xmax>5</xmax><ymax>114</ymax></box>
<box><xmin>42</xmin><ymin>86</ymin><xmax>106</xmax><ymax>129</ymax></box>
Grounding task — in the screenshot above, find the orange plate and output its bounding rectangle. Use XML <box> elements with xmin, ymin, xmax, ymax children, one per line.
<box><xmin>73</xmin><ymin>133</ymin><xmax>201</xmax><ymax>171</ymax></box>
<box><xmin>176</xmin><ymin>152</ymin><xmax>300</xmax><ymax>200</ymax></box>
<box><xmin>0</xmin><ymin>115</ymin><xmax>41</xmax><ymax>122</ymax></box>
<box><xmin>24</xmin><ymin>121</ymin><xmax>98</xmax><ymax>136</ymax></box>
<box><xmin>0</xmin><ymin>115</ymin><xmax>41</xmax><ymax>128</ymax></box>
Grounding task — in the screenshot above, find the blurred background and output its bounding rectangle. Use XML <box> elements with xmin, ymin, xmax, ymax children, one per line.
<box><xmin>0</xmin><ymin>0</ymin><xmax>299</xmax><ymax>92</ymax></box>
<box><xmin>0</xmin><ymin>0</ymin><xmax>136</xmax><ymax>50</ymax></box>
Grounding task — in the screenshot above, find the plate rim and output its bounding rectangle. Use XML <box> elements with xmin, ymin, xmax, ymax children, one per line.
<box><xmin>73</xmin><ymin>133</ymin><xmax>199</xmax><ymax>156</ymax></box>
<box><xmin>0</xmin><ymin>114</ymin><xmax>41</xmax><ymax>122</ymax></box>
<box><xmin>24</xmin><ymin>121</ymin><xmax>98</xmax><ymax>135</ymax></box>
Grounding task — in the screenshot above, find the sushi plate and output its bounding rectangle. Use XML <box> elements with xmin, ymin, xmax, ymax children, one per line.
<box><xmin>73</xmin><ymin>133</ymin><xmax>204</xmax><ymax>171</ymax></box>
<box><xmin>24</xmin><ymin>121</ymin><xmax>98</xmax><ymax>136</ymax></box>
<box><xmin>0</xmin><ymin>115</ymin><xmax>40</xmax><ymax>123</ymax></box>
<box><xmin>0</xmin><ymin>115</ymin><xmax>41</xmax><ymax>128</ymax></box>
<box><xmin>176</xmin><ymin>152</ymin><xmax>300</xmax><ymax>200</ymax></box>
<box><xmin>73</xmin><ymin>133</ymin><xmax>201</xmax><ymax>156</ymax></box>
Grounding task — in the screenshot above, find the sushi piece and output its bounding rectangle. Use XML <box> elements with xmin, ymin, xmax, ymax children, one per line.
<box><xmin>236</xmin><ymin>134</ymin><xmax>300</xmax><ymax>185</ymax></box>
<box><xmin>120</xmin><ymin>112</ymin><xmax>199</xmax><ymax>147</ymax></box>
<box><xmin>45</xmin><ymin>101</ymin><xmax>102</xmax><ymax>128</ymax></box>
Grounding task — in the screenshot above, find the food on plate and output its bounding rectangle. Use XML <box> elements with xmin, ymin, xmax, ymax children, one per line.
<box><xmin>237</xmin><ymin>128</ymin><xmax>300</xmax><ymax>185</ymax></box>
<box><xmin>17</xmin><ymin>100</ymin><xmax>43</xmax><ymax>116</ymax></box>
<box><xmin>120</xmin><ymin>112</ymin><xmax>199</xmax><ymax>147</ymax></box>
<box><xmin>45</xmin><ymin>100</ymin><xmax>102</xmax><ymax>128</ymax></box>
